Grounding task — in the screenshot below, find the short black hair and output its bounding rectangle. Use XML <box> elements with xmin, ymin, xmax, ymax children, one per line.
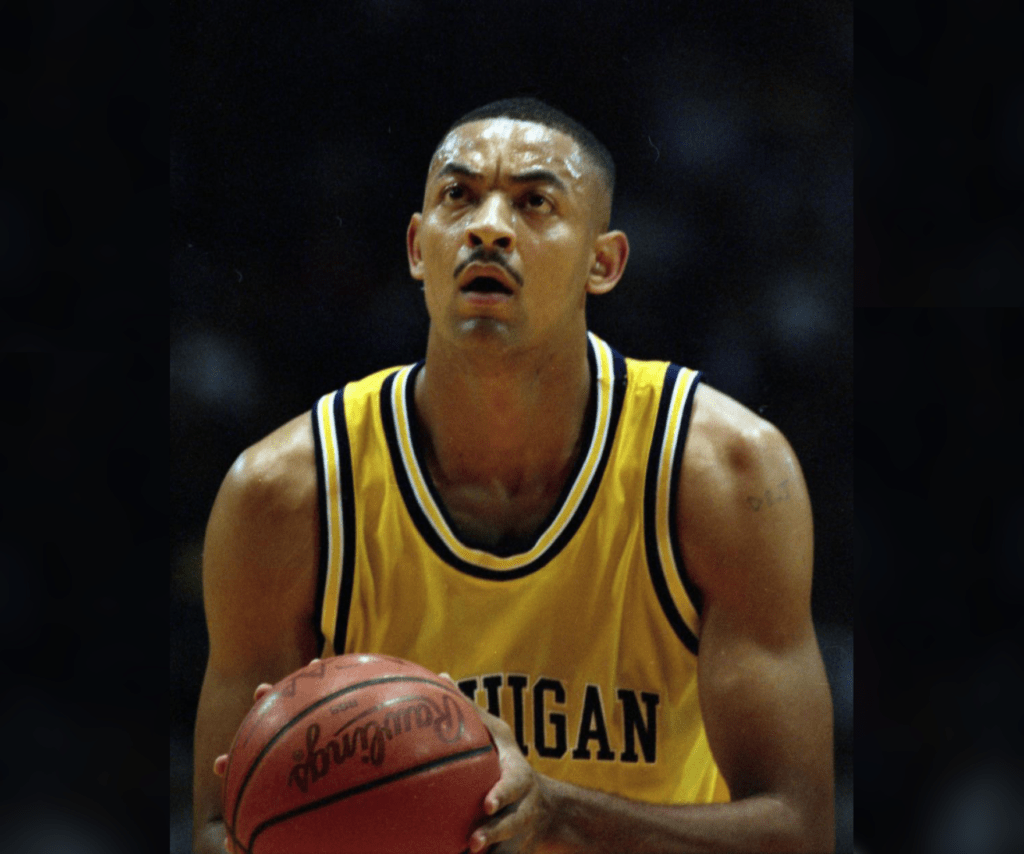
<box><xmin>437</xmin><ymin>97</ymin><xmax>616</xmax><ymax>198</ymax></box>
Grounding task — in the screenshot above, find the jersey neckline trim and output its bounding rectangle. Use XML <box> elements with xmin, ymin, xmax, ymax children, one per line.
<box><xmin>379</xmin><ymin>332</ymin><xmax>626</xmax><ymax>579</ymax></box>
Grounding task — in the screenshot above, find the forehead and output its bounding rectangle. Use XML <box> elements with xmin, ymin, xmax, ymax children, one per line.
<box><xmin>428</xmin><ymin>118</ymin><xmax>589</xmax><ymax>185</ymax></box>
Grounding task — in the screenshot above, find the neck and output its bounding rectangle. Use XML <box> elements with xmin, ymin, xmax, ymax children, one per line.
<box><xmin>414</xmin><ymin>332</ymin><xmax>592</xmax><ymax>495</ymax></box>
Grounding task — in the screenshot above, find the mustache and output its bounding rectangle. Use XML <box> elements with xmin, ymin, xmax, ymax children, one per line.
<box><xmin>453</xmin><ymin>248</ymin><xmax>523</xmax><ymax>287</ymax></box>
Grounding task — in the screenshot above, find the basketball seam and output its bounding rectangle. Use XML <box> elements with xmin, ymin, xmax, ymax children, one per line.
<box><xmin>227</xmin><ymin>674</ymin><xmax>476</xmax><ymax>839</ymax></box>
<box><xmin>244</xmin><ymin>744</ymin><xmax>496</xmax><ymax>852</ymax></box>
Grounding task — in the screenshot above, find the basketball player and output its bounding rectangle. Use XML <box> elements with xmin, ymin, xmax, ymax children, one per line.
<box><xmin>192</xmin><ymin>98</ymin><xmax>835</xmax><ymax>853</ymax></box>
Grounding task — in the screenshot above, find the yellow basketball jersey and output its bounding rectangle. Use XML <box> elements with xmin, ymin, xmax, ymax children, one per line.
<box><xmin>311</xmin><ymin>332</ymin><xmax>729</xmax><ymax>805</ymax></box>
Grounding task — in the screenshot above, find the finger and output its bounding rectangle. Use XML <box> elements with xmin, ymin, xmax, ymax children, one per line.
<box><xmin>213</xmin><ymin>754</ymin><xmax>228</xmax><ymax>777</ymax></box>
<box><xmin>470</xmin><ymin>800</ymin><xmax>524</xmax><ymax>852</ymax></box>
<box><xmin>484</xmin><ymin>762</ymin><xmax>532</xmax><ymax>815</ymax></box>
<box><xmin>469</xmin><ymin>828</ymin><xmax>488</xmax><ymax>853</ymax></box>
<box><xmin>252</xmin><ymin>682</ymin><xmax>274</xmax><ymax>703</ymax></box>
<box><xmin>479</xmin><ymin>708</ymin><xmax>516</xmax><ymax>747</ymax></box>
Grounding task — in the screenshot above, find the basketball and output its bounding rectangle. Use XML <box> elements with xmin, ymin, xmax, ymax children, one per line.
<box><xmin>221</xmin><ymin>654</ymin><xmax>501</xmax><ymax>854</ymax></box>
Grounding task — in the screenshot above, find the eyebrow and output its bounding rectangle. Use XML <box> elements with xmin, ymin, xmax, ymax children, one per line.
<box><xmin>510</xmin><ymin>168</ymin><xmax>568</xmax><ymax>193</ymax></box>
<box><xmin>435</xmin><ymin>162</ymin><xmax>568</xmax><ymax>193</ymax></box>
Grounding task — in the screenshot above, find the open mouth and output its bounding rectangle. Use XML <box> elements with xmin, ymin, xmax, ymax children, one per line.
<box><xmin>461</xmin><ymin>276</ymin><xmax>513</xmax><ymax>295</ymax></box>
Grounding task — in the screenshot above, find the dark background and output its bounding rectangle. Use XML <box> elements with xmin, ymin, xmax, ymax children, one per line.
<box><xmin>855</xmin><ymin>4</ymin><xmax>1023</xmax><ymax>306</ymax></box>
<box><xmin>169</xmin><ymin>2</ymin><xmax>852</xmax><ymax>852</ymax></box>
<box><xmin>853</xmin><ymin>3</ymin><xmax>1024</xmax><ymax>847</ymax></box>
<box><xmin>856</xmin><ymin>312</ymin><xmax>1024</xmax><ymax>854</ymax></box>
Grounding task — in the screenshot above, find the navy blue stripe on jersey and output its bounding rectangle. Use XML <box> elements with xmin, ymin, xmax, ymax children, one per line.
<box><xmin>331</xmin><ymin>388</ymin><xmax>358</xmax><ymax>653</ymax></box>
<box><xmin>380</xmin><ymin>341</ymin><xmax>627</xmax><ymax>580</ymax></box>
<box><xmin>311</xmin><ymin>407</ymin><xmax>329</xmax><ymax>653</ymax></box>
<box><xmin>668</xmin><ymin>370</ymin><xmax>705</xmax><ymax>618</ymax></box>
<box><xmin>643</xmin><ymin>364</ymin><xmax>700</xmax><ymax>656</ymax></box>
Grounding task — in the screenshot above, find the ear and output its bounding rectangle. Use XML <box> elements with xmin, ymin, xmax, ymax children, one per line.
<box><xmin>407</xmin><ymin>213</ymin><xmax>425</xmax><ymax>280</ymax></box>
<box><xmin>585</xmin><ymin>230</ymin><xmax>629</xmax><ymax>295</ymax></box>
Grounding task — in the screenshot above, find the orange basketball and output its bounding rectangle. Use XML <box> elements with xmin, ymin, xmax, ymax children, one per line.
<box><xmin>222</xmin><ymin>654</ymin><xmax>501</xmax><ymax>854</ymax></box>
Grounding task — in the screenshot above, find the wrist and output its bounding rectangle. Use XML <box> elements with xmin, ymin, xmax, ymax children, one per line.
<box><xmin>533</xmin><ymin>775</ymin><xmax>581</xmax><ymax>853</ymax></box>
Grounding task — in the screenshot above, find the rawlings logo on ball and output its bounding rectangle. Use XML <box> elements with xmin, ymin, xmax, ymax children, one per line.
<box><xmin>288</xmin><ymin>692</ymin><xmax>467</xmax><ymax>793</ymax></box>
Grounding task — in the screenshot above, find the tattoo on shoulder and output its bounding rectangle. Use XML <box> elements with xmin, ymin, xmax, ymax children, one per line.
<box><xmin>746</xmin><ymin>478</ymin><xmax>792</xmax><ymax>511</ymax></box>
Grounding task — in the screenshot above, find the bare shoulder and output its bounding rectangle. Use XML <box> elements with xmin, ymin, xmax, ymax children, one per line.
<box><xmin>683</xmin><ymin>384</ymin><xmax>800</xmax><ymax>487</ymax></box>
<box><xmin>203</xmin><ymin>411</ymin><xmax>320</xmax><ymax>669</ymax></box>
<box><xmin>678</xmin><ymin>384</ymin><xmax>812</xmax><ymax>614</ymax></box>
<box><xmin>216</xmin><ymin>411</ymin><xmax>319</xmax><ymax>526</ymax></box>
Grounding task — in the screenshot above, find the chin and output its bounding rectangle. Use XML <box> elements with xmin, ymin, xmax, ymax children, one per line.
<box><xmin>432</xmin><ymin>317</ymin><xmax>530</xmax><ymax>357</ymax></box>
<box><xmin>455</xmin><ymin>318</ymin><xmax>517</xmax><ymax>343</ymax></box>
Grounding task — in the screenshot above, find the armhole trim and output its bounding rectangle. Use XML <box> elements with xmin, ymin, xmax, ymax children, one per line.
<box><xmin>312</xmin><ymin>389</ymin><xmax>357</xmax><ymax>655</ymax></box>
<box><xmin>643</xmin><ymin>364</ymin><xmax>704</xmax><ymax>656</ymax></box>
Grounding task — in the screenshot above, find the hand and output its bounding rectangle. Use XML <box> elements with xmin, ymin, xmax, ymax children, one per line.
<box><xmin>211</xmin><ymin>678</ymin><xmax>277</xmax><ymax>776</ymax></box>
<box><xmin>437</xmin><ymin>673</ymin><xmax>551</xmax><ymax>853</ymax></box>
<box><xmin>467</xmin><ymin>701</ymin><xmax>554</xmax><ymax>853</ymax></box>
<box><xmin>213</xmin><ymin>660</ymin><xmax>320</xmax><ymax>854</ymax></box>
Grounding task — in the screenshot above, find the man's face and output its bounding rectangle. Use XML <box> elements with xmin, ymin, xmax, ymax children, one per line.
<box><xmin>407</xmin><ymin>118</ymin><xmax>609</xmax><ymax>352</ymax></box>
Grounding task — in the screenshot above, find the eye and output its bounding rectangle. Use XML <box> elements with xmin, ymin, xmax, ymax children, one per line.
<box><xmin>521</xmin><ymin>193</ymin><xmax>553</xmax><ymax>213</ymax></box>
<box><xmin>443</xmin><ymin>184</ymin><xmax>467</xmax><ymax>202</ymax></box>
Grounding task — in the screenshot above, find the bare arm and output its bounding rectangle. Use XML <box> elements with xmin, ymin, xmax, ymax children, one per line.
<box><xmin>680</xmin><ymin>386</ymin><xmax>834</xmax><ymax>851</ymax></box>
<box><xmin>470</xmin><ymin>386</ymin><xmax>834</xmax><ymax>853</ymax></box>
<box><xmin>191</xmin><ymin>415</ymin><xmax>321</xmax><ymax>854</ymax></box>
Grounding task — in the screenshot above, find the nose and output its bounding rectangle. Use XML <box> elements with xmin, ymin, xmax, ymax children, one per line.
<box><xmin>465</xmin><ymin>192</ymin><xmax>515</xmax><ymax>251</ymax></box>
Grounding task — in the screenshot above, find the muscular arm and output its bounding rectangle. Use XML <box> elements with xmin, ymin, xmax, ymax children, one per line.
<box><xmin>474</xmin><ymin>386</ymin><xmax>834</xmax><ymax>854</ymax></box>
<box><xmin>679</xmin><ymin>386</ymin><xmax>833</xmax><ymax>851</ymax></box>
<box><xmin>191</xmin><ymin>415</ymin><xmax>321</xmax><ymax>854</ymax></box>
